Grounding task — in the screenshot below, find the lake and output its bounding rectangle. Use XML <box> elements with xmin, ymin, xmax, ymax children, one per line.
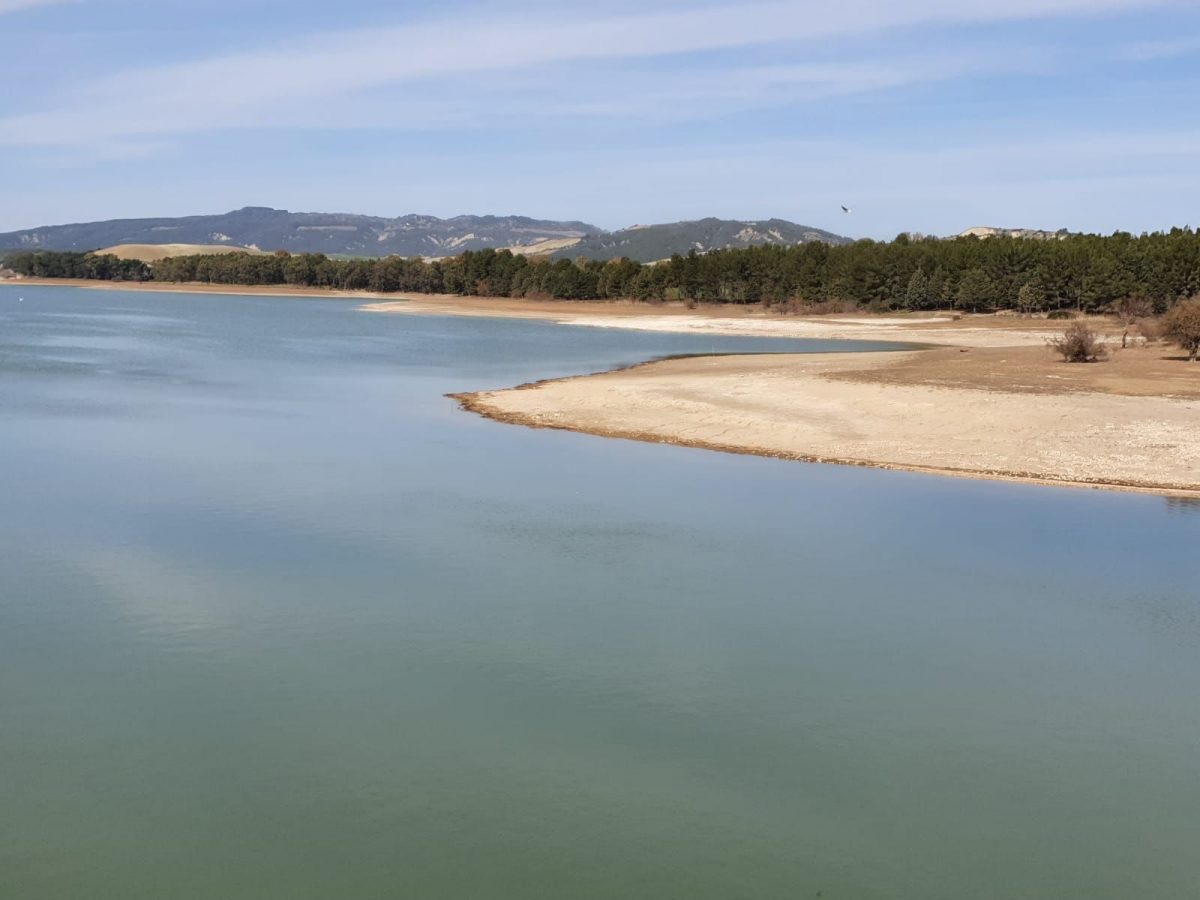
<box><xmin>2</xmin><ymin>284</ymin><xmax>1198</xmax><ymax>899</ymax></box>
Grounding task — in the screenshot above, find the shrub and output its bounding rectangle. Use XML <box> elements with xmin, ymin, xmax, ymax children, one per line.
<box><xmin>1050</xmin><ymin>322</ymin><xmax>1107</xmax><ymax>362</ymax></box>
<box><xmin>1047</xmin><ymin>310</ymin><xmax>1075</xmax><ymax>320</ymax></box>
<box><xmin>1163</xmin><ymin>297</ymin><xmax>1200</xmax><ymax>361</ymax></box>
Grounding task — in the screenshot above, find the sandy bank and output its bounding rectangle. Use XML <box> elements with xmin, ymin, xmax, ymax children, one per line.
<box><xmin>7</xmin><ymin>279</ymin><xmax>1062</xmax><ymax>347</ymax></box>
<box><xmin>364</xmin><ymin>295</ymin><xmax>1058</xmax><ymax>347</ymax></box>
<box><xmin>10</xmin><ymin>278</ymin><xmax>1061</xmax><ymax>346</ymax></box>
<box><xmin>456</xmin><ymin>347</ymin><xmax>1200</xmax><ymax>496</ymax></box>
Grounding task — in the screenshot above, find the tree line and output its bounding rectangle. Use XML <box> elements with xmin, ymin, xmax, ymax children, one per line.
<box><xmin>5</xmin><ymin>227</ymin><xmax>1200</xmax><ymax>313</ymax></box>
<box><xmin>2</xmin><ymin>250</ymin><xmax>154</xmax><ymax>282</ymax></box>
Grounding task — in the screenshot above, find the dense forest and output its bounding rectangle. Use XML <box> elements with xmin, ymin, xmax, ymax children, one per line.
<box><xmin>6</xmin><ymin>228</ymin><xmax>1200</xmax><ymax>313</ymax></box>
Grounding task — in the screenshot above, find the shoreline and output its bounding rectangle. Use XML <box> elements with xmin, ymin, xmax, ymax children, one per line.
<box><xmin>5</xmin><ymin>277</ymin><xmax>1055</xmax><ymax>345</ymax></box>
<box><xmin>362</xmin><ymin>296</ymin><xmax>1059</xmax><ymax>347</ymax></box>
<box><xmin>10</xmin><ymin>277</ymin><xmax>1196</xmax><ymax>496</ymax></box>
<box><xmin>2</xmin><ymin>277</ymin><xmax>391</xmax><ymax>300</ymax></box>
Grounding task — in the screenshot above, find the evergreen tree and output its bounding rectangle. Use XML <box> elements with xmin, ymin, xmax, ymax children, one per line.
<box><xmin>904</xmin><ymin>267</ymin><xmax>933</xmax><ymax>309</ymax></box>
<box><xmin>955</xmin><ymin>268</ymin><xmax>992</xmax><ymax>313</ymax></box>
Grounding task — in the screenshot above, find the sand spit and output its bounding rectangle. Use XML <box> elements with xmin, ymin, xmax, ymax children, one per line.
<box><xmin>452</xmin><ymin>339</ymin><xmax>1200</xmax><ymax>497</ymax></box>
<box><xmin>369</xmin><ymin>296</ymin><xmax>1199</xmax><ymax>495</ymax></box>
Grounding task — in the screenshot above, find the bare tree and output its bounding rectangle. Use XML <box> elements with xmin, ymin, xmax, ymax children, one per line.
<box><xmin>1163</xmin><ymin>297</ymin><xmax>1200</xmax><ymax>361</ymax></box>
<box><xmin>1115</xmin><ymin>294</ymin><xmax>1154</xmax><ymax>348</ymax></box>
<box><xmin>1049</xmin><ymin>322</ymin><xmax>1107</xmax><ymax>363</ymax></box>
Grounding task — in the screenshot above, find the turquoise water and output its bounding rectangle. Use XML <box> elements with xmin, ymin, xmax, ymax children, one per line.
<box><xmin>2</xmin><ymin>284</ymin><xmax>1198</xmax><ymax>899</ymax></box>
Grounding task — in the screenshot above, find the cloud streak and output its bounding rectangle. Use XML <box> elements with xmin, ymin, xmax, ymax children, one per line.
<box><xmin>1118</xmin><ymin>37</ymin><xmax>1200</xmax><ymax>60</ymax></box>
<box><xmin>0</xmin><ymin>0</ymin><xmax>1184</xmax><ymax>146</ymax></box>
<box><xmin>0</xmin><ymin>0</ymin><xmax>72</xmax><ymax>11</ymax></box>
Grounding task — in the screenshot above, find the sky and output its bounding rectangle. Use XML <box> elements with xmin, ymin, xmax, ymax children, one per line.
<box><xmin>2</xmin><ymin>0</ymin><xmax>1199</xmax><ymax>239</ymax></box>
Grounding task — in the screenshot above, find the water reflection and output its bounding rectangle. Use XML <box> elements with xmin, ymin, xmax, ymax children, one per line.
<box><xmin>1165</xmin><ymin>495</ymin><xmax>1200</xmax><ymax>515</ymax></box>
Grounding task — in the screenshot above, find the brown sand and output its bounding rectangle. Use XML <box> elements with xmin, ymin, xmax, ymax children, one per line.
<box><xmin>364</xmin><ymin>295</ymin><xmax>1058</xmax><ymax>346</ymax></box>
<box><xmin>451</xmin><ymin>324</ymin><xmax>1200</xmax><ymax>496</ymax></box>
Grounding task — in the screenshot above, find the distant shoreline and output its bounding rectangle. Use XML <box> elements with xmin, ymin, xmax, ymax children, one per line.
<box><xmin>3</xmin><ymin>277</ymin><xmax>1039</xmax><ymax>339</ymax></box>
<box><xmin>3</xmin><ymin>277</ymin><xmax>388</xmax><ymax>301</ymax></box>
<box><xmin>9</xmin><ymin>276</ymin><xmax>1197</xmax><ymax>496</ymax></box>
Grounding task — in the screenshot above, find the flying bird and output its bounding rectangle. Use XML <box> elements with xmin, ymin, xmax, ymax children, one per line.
<box><xmin>841</xmin><ymin>205</ymin><xmax>853</xmax><ymax>214</ymax></box>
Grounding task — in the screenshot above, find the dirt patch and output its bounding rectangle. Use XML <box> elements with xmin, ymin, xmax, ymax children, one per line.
<box><xmin>836</xmin><ymin>343</ymin><xmax>1200</xmax><ymax>400</ymax></box>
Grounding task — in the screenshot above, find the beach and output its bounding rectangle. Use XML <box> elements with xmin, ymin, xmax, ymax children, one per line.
<box><xmin>455</xmin><ymin>346</ymin><xmax>1200</xmax><ymax>495</ymax></box>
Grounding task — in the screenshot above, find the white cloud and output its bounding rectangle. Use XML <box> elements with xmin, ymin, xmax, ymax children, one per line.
<box><xmin>0</xmin><ymin>0</ymin><xmax>1184</xmax><ymax>146</ymax></box>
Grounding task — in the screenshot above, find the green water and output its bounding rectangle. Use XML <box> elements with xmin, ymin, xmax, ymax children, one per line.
<box><xmin>2</xmin><ymin>284</ymin><xmax>1198</xmax><ymax>899</ymax></box>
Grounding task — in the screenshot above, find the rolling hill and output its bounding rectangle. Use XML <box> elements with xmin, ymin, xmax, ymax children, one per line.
<box><xmin>0</xmin><ymin>207</ymin><xmax>850</xmax><ymax>263</ymax></box>
<box><xmin>549</xmin><ymin>218</ymin><xmax>850</xmax><ymax>261</ymax></box>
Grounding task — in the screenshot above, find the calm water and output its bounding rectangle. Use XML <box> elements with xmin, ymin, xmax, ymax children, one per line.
<box><xmin>2</xmin><ymin>284</ymin><xmax>1198</xmax><ymax>900</ymax></box>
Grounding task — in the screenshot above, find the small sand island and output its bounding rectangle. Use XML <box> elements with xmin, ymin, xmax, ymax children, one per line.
<box><xmin>365</xmin><ymin>296</ymin><xmax>1200</xmax><ymax>495</ymax></box>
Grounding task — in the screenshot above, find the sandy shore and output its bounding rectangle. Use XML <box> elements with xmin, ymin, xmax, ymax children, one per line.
<box><xmin>437</xmin><ymin>302</ymin><xmax>1200</xmax><ymax>496</ymax></box>
<box><xmin>363</xmin><ymin>295</ymin><xmax>1058</xmax><ymax>347</ymax></box>
<box><xmin>5</xmin><ymin>278</ymin><xmax>1061</xmax><ymax>345</ymax></box>
<box><xmin>457</xmin><ymin>349</ymin><xmax>1200</xmax><ymax>495</ymax></box>
<box><xmin>12</xmin><ymin>277</ymin><xmax>1055</xmax><ymax>344</ymax></box>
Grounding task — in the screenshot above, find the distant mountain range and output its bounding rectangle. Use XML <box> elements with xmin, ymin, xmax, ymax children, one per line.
<box><xmin>0</xmin><ymin>207</ymin><xmax>851</xmax><ymax>263</ymax></box>
<box><xmin>552</xmin><ymin>218</ymin><xmax>849</xmax><ymax>261</ymax></box>
<box><xmin>959</xmin><ymin>226</ymin><xmax>1071</xmax><ymax>241</ymax></box>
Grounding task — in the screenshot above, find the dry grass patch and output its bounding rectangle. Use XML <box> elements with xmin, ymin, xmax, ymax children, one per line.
<box><xmin>96</xmin><ymin>244</ymin><xmax>265</xmax><ymax>262</ymax></box>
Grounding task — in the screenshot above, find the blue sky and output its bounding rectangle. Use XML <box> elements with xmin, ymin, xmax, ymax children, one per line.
<box><xmin>2</xmin><ymin>0</ymin><xmax>1198</xmax><ymax>238</ymax></box>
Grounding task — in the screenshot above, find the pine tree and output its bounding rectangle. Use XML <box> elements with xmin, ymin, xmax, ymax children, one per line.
<box><xmin>1017</xmin><ymin>280</ymin><xmax>1044</xmax><ymax>316</ymax></box>
<box><xmin>904</xmin><ymin>267</ymin><xmax>932</xmax><ymax>309</ymax></box>
<box><xmin>955</xmin><ymin>268</ymin><xmax>992</xmax><ymax>313</ymax></box>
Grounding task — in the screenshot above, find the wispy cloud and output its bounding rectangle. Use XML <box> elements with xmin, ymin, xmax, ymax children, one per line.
<box><xmin>0</xmin><ymin>0</ymin><xmax>1183</xmax><ymax>147</ymax></box>
<box><xmin>1118</xmin><ymin>37</ymin><xmax>1200</xmax><ymax>60</ymax></box>
<box><xmin>518</xmin><ymin>47</ymin><xmax>1055</xmax><ymax>120</ymax></box>
<box><xmin>0</xmin><ymin>0</ymin><xmax>74</xmax><ymax>12</ymax></box>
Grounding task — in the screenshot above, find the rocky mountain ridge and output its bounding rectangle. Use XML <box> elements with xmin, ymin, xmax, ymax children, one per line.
<box><xmin>0</xmin><ymin>207</ymin><xmax>850</xmax><ymax>263</ymax></box>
